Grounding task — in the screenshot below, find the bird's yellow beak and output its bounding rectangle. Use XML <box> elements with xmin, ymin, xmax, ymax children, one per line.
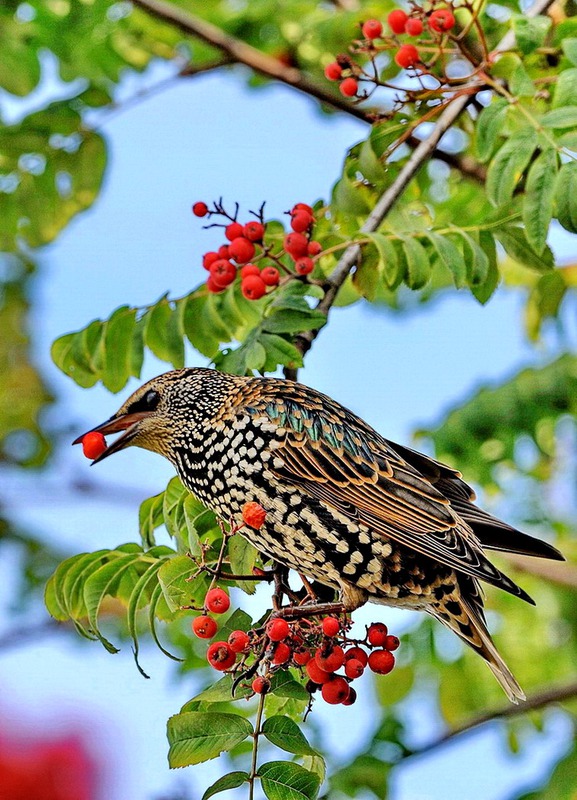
<box><xmin>72</xmin><ymin>411</ymin><xmax>152</xmax><ymax>464</ymax></box>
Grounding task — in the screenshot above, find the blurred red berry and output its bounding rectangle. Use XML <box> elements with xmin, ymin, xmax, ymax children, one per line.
<box><xmin>344</xmin><ymin>646</ymin><xmax>368</xmax><ymax>667</ymax></box>
<box><xmin>192</xmin><ymin>615</ymin><xmax>218</xmax><ymax>639</ymax></box>
<box><xmin>192</xmin><ymin>201</ymin><xmax>208</xmax><ymax>217</ymax></box>
<box><xmin>293</xmin><ymin>648</ymin><xmax>312</xmax><ymax>666</ymax></box>
<box><xmin>206</xmin><ymin>276</ymin><xmax>225</xmax><ymax>293</ymax></box>
<box><xmin>429</xmin><ymin>8</ymin><xmax>455</xmax><ymax>31</ymax></box>
<box><xmin>324</xmin><ymin>62</ymin><xmax>343</xmax><ymax>81</ymax></box>
<box><xmin>345</xmin><ymin>658</ymin><xmax>365</xmax><ymax>679</ymax></box>
<box><xmin>291</xmin><ymin>210</ymin><xmax>314</xmax><ymax>233</ymax></box>
<box><xmin>340</xmin><ymin>77</ymin><xmax>358</xmax><ymax>97</ymax></box>
<box><xmin>229</xmin><ymin>236</ymin><xmax>256</xmax><ymax>264</ymax></box>
<box><xmin>267</xmin><ymin>618</ymin><xmax>290</xmax><ymax>641</ymax></box>
<box><xmin>81</xmin><ymin>432</ymin><xmax>107</xmax><ymax>460</ymax></box>
<box><xmin>252</xmin><ymin>676</ymin><xmax>270</xmax><ymax>694</ymax></box>
<box><xmin>395</xmin><ymin>44</ymin><xmax>420</xmax><ymax>68</ymax></box>
<box><xmin>241</xmin><ymin>275</ymin><xmax>267</xmax><ymax>300</ymax></box>
<box><xmin>307</xmin><ymin>240</ymin><xmax>322</xmax><ymax>256</ymax></box>
<box><xmin>272</xmin><ymin>642</ymin><xmax>292</xmax><ymax>664</ymax></box>
<box><xmin>205</xmin><ymin>588</ymin><xmax>230</xmax><ymax>614</ymax></box>
<box><xmin>261</xmin><ymin>266</ymin><xmax>280</xmax><ymax>286</ymax></box>
<box><xmin>240</xmin><ymin>263</ymin><xmax>260</xmax><ymax>278</ymax></box>
<box><xmin>207</xmin><ymin>641</ymin><xmax>236</xmax><ymax>670</ymax></box>
<box><xmin>218</xmin><ymin>244</ymin><xmax>231</xmax><ymax>258</ymax></box>
<box><xmin>368</xmin><ymin>649</ymin><xmax>395</xmax><ymax>675</ymax></box>
<box><xmin>367</xmin><ymin>622</ymin><xmax>388</xmax><ymax>646</ymax></box>
<box><xmin>385</xmin><ymin>635</ymin><xmax>400</xmax><ymax>651</ymax></box>
<box><xmin>322</xmin><ymin>617</ymin><xmax>340</xmax><ymax>637</ymax></box>
<box><xmin>225</xmin><ymin>222</ymin><xmax>244</xmax><ymax>241</ymax></box>
<box><xmin>293</xmin><ymin>203</ymin><xmax>314</xmax><ymax>215</ymax></box>
<box><xmin>209</xmin><ymin>259</ymin><xmax>236</xmax><ymax>287</ymax></box>
<box><xmin>228</xmin><ymin>630</ymin><xmax>250</xmax><ymax>652</ymax></box>
<box><xmin>362</xmin><ymin>19</ymin><xmax>383</xmax><ymax>39</ymax></box>
<box><xmin>284</xmin><ymin>232</ymin><xmax>309</xmax><ymax>258</ymax></box>
<box><xmin>295</xmin><ymin>257</ymin><xmax>314</xmax><ymax>275</ymax></box>
<box><xmin>342</xmin><ymin>687</ymin><xmax>357</xmax><ymax>706</ymax></box>
<box><xmin>388</xmin><ymin>9</ymin><xmax>408</xmax><ymax>33</ymax></box>
<box><xmin>202</xmin><ymin>251</ymin><xmax>219</xmax><ymax>270</ymax></box>
<box><xmin>315</xmin><ymin>645</ymin><xmax>345</xmax><ymax>672</ymax></box>
<box><xmin>405</xmin><ymin>17</ymin><xmax>424</xmax><ymax>35</ymax></box>
<box><xmin>306</xmin><ymin>658</ymin><xmax>332</xmax><ymax>684</ymax></box>
<box><xmin>243</xmin><ymin>220</ymin><xmax>265</xmax><ymax>241</ymax></box>
<box><xmin>321</xmin><ymin>676</ymin><xmax>350</xmax><ymax>704</ymax></box>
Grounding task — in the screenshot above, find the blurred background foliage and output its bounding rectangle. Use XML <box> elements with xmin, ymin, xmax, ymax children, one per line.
<box><xmin>2</xmin><ymin>0</ymin><xmax>577</xmax><ymax>798</ymax></box>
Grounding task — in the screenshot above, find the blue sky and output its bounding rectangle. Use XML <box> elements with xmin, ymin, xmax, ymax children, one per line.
<box><xmin>0</xmin><ymin>60</ymin><xmax>569</xmax><ymax>799</ymax></box>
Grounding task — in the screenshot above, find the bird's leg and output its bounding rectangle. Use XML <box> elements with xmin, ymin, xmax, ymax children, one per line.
<box><xmin>272</xmin><ymin>600</ymin><xmax>347</xmax><ymax>621</ymax></box>
<box><xmin>271</xmin><ymin>562</ymin><xmax>291</xmax><ymax>611</ymax></box>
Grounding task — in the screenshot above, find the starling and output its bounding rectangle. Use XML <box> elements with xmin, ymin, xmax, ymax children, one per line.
<box><xmin>76</xmin><ymin>368</ymin><xmax>564</xmax><ymax>702</ymax></box>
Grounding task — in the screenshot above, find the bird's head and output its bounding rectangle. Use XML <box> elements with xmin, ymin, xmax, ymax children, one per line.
<box><xmin>73</xmin><ymin>368</ymin><xmax>234</xmax><ymax>464</ymax></box>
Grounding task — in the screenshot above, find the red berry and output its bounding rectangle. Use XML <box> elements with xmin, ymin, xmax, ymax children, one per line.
<box><xmin>228</xmin><ymin>237</ymin><xmax>256</xmax><ymax>264</ymax></box>
<box><xmin>306</xmin><ymin>658</ymin><xmax>332</xmax><ymax>684</ymax></box>
<box><xmin>242</xmin><ymin>501</ymin><xmax>267</xmax><ymax>529</ymax></box>
<box><xmin>342</xmin><ymin>687</ymin><xmax>357</xmax><ymax>706</ymax></box>
<box><xmin>243</xmin><ymin>221</ymin><xmax>265</xmax><ymax>242</ymax></box>
<box><xmin>388</xmin><ymin>9</ymin><xmax>408</xmax><ymax>33</ymax></box>
<box><xmin>267</xmin><ymin>618</ymin><xmax>290</xmax><ymax>642</ymax></box>
<box><xmin>344</xmin><ymin>658</ymin><xmax>364</xmax><ymax>679</ymax></box>
<box><xmin>395</xmin><ymin>44</ymin><xmax>420</xmax><ymax>69</ymax></box>
<box><xmin>384</xmin><ymin>634</ymin><xmax>400</xmax><ymax>651</ymax></box>
<box><xmin>293</xmin><ymin>648</ymin><xmax>312</xmax><ymax>666</ymax></box>
<box><xmin>202</xmin><ymin>251</ymin><xmax>219</xmax><ymax>270</ymax></box>
<box><xmin>228</xmin><ymin>630</ymin><xmax>250</xmax><ymax>652</ymax></box>
<box><xmin>429</xmin><ymin>8</ymin><xmax>455</xmax><ymax>32</ymax></box>
<box><xmin>81</xmin><ymin>431</ymin><xmax>107</xmax><ymax>460</ymax></box>
<box><xmin>315</xmin><ymin>645</ymin><xmax>345</xmax><ymax>673</ymax></box>
<box><xmin>405</xmin><ymin>17</ymin><xmax>424</xmax><ymax>35</ymax></box>
<box><xmin>322</xmin><ymin>617</ymin><xmax>340</xmax><ymax>637</ymax></box>
<box><xmin>340</xmin><ymin>77</ymin><xmax>358</xmax><ymax>98</ymax></box>
<box><xmin>367</xmin><ymin>622</ymin><xmax>388</xmax><ymax>647</ymax></box>
<box><xmin>207</xmin><ymin>276</ymin><xmax>225</xmax><ymax>293</ymax></box>
<box><xmin>284</xmin><ymin>232</ymin><xmax>309</xmax><ymax>258</ymax></box>
<box><xmin>210</xmin><ymin>259</ymin><xmax>236</xmax><ymax>287</ymax></box>
<box><xmin>368</xmin><ymin>649</ymin><xmax>396</xmax><ymax>675</ymax></box>
<box><xmin>321</xmin><ymin>676</ymin><xmax>350</xmax><ymax>705</ymax></box>
<box><xmin>290</xmin><ymin>210</ymin><xmax>313</xmax><ymax>233</ymax></box>
<box><xmin>261</xmin><ymin>266</ymin><xmax>280</xmax><ymax>286</ymax></box>
<box><xmin>307</xmin><ymin>240</ymin><xmax>322</xmax><ymax>256</ymax></box>
<box><xmin>240</xmin><ymin>263</ymin><xmax>261</xmax><ymax>278</ymax></box>
<box><xmin>324</xmin><ymin>62</ymin><xmax>343</xmax><ymax>81</ymax></box>
<box><xmin>205</xmin><ymin>588</ymin><xmax>230</xmax><ymax>614</ymax></box>
<box><xmin>241</xmin><ymin>275</ymin><xmax>267</xmax><ymax>300</ymax></box>
<box><xmin>362</xmin><ymin>19</ymin><xmax>383</xmax><ymax>39</ymax></box>
<box><xmin>207</xmin><ymin>641</ymin><xmax>236</xmax><ymax>671</ymax></box>
<box><xmin>294</xmin><ymin>257</ymin><xmax>314</xmax><ymax>275</ymax></box>
<box><xmin>272</xmin><ymin>641</ymin><xmax>292</xmax><ymax>665</ymax></box>
<box><xmin>293</xmin><ymin>203</ymin><xmax>314</xmax><ymax>215</ymax></box>
<box><xmin>252</xmin><ymin>676</ymin><xmax>270</xmax><ymax>694</ymax></box>
<box><xmin>218</xmin><ymin>244</ymin><xmax>231</xmax><ymax>258</ymax></box>
<box><xmin>344</xmin><ymin>647</ymin><xmax>368</xmax><ymax>667</ymax></box>
<box><xmin>192</xmin><ymin>201</ymin><xmax>208</xmax><ymax>217</ymax></box>
<box><xmin>192</xmin><ymin>615</ymin><xmax>218</xmax><ymax>639</ymax></box>
<box><xmin>225</xmin><ymin>222</ymin><xmax>244</xmax><ymax>241</ymax></box>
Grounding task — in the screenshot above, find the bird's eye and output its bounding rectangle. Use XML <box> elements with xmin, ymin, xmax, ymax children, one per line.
<box><xmin>143</xmin><ymin>390</ymin><xmax>160</xmax><ymax>410</ymax></box>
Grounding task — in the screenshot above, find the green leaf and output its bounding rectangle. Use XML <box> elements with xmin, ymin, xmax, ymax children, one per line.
<box><xmin>562</xmin><ymin>38</ymin><xmax>577</xmax><ymax>66</ymax></box>
<box><xmin>522</xmin><ymin>148</ymin><xmax>557</xmax><ymax>254</ymax></box>
<box><xmin>475</xmin><ymin>99</ymin><xmax>508</xmax><ymax>162</ymax></box>
<box><xmin>510</xmin><ymin>62</ymin><xmax>535</xmax><ymax>97</ymax></box>
<box><xmin>269</xmin><ymin>671</ymin><xmax>309</xmax><ymax>700</ymax></box>
<box><xmin>102</xmin><ymin>306</ymin><xmax>136</xmax><ymax>393</ymax></box>
<box><xmin>400</xmin><ymin>237</ymin><xmax>430</xmax><ymax>289</ymax></box>
<box><xmin>552</xmin><ymin>68</ymin><xmax>577</xmax><ymax>108</ymax></box>
<box><xmin>427</xmin><ymin>232</ymin><xmax>466</xmax><ymax>288</ymax></box>
<box><xmin>486</xmin><ymin>128</ymin><xmax>538</xmax><ymax>206</ymax></box>
<box><xmin>365</xmin><ymin>232</ymin><xmax>401</xmax><ymax>289</ymax></box>
<box><xmin>244</xmin><ymin>339</ymin><xmax>267</xmax><ymax>371</ymax></box>
<box><xmin>167</xmin><ymin>712</ymin><xmax>253</xmax><ymax>768</ymax></box>
<box><xmin>555</xmin><ymin>161</ymin><xmax>577</xmax><ymax>233</ymax></box>
<box><xmin>260</xmin><ymin>334</ymin><xmax>304</xmax><ymax>372</ymax></box>
<box><xmin>541</xmin><ymin>106</ymin><xmax>577</xmax><ymax>129</ymax></box>
<box><xmin>138</xmin><ymin>491</ymin><xmax>164</xmax><ymax>548</ymax></box>
<box><xmin>495</xmin><ymin>227</ymin><xmax>554</xmax><ymax>271</ymax></box>
<box><xmin>458</xmin><ymin>231</ymin><xmax>489</xmax><ymax>285</ymax></box>
<box><xmin>158</xmin><ymin>554</ymin><xmax>209</xmax><ymax>612</ymax></box>
<box><xmin>332</xmin><ymin>171</ymin><xmax>371</xmax><ymax>217</ymax></box>
<box><xmin>262</xmin><ymin>716</ymin><xmax>319</xmax><ymax>756</ymax></box>
<box><xmin>202</xmin><ymin>772</ymin><xmax>249</xmax><ymax>800</ymax></box>
<box><xmin>263</xmin><ymin>309</ymin><xmax>326</xmax><ymax>335</ymax></box>
<box><xmin>127</xmin><ymin>558</ymin><xmax>167</xmax><ymax>677</ymax></box>
<box><xmin>228</xmin><ymin>534</ymin><xmax>258</xmax><ymax>594</ymax></box>
<box><xmin>144</xmin><ymin>298</ymin><xmax>185</xmax><ymax>368</ymax></box>
<box><xmin>513</xmin><ymin>15</ymin><xmax>551</xmax><ymax>54</ymax></box>
<box><xmin>257</xmin><ymin>761</ymin><xmax>320</xmax><ymax>800</ymax></box>
<box><xmin>471</xmin><ymin>231</ymin><xmax>499</xmax><ymax>304</ymax></box>
<box><xmin>189</xmin><ymin>674</ymin><xmax>253</xmax><ymax>704</ymax></box>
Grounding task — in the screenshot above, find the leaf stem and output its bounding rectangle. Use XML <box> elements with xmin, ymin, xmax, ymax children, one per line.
<box><xmin>248</xmin><ymin>690</ymin><xmax>267</xmax><ymax>800</ymax></box>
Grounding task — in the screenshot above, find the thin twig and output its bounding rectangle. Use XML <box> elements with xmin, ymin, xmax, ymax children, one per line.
<box><xmin>248</xmin><ymin>691</ymin><xmax>267</xmax><ymax>800</ymax></box>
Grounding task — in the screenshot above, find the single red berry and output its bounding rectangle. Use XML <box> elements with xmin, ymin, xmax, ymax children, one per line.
<box><xmin>202</xmin><ymin>251</ymin><xmax>219</xmax><ymax>270</ymax></box>
<box><xmin>344</xmin><ymin>658</ymin><xmax>365</xmax><ymax>679</ymax></box>
<box><xmin>209</xmin><ymin>259</ymin><xmax>236</xmax><ymax>287</ymax></box>
<box><xmin>342</xmin><ymin>687</ymin><xmax>357</xmax><ymax>706</ymax></box>
<box><xmin>192</xmin><ymin>615</ymin><xmax>218</xmax><ymax>639</ymax></box>
<box><xmin>340</xmin><ymin>77</ymin><xmax>358</xmax><ymax>98</ymax></box>
<box><xmin>290</xmin><ymin>210</ymin><xmax>314</xmax><ymax>233</ymax></box>
<box><xmin>284</xmin><ymin>232</ymin><xmax>309</xmax><ymax>258</ymax></box>
<box><xmin>240</xmin><ymin>263</ymin><xmax>260</xmax><ymax>278</ymax></box>
<box><xmin>362</xmin><ymin>19</ymin><xmax>383</xmax><ymax>39</ymax></box>
<box><xmin>429</xmin><ymin>8</ymin><xmax>455</xmax><ymax>32</ymax></box>
<box><xmin>315</xmin><ymin>645</ymin><xmax>345</xmax><ymax>673</ymax></box>
<box><xmin>307</xmin><ymin>240</ymin><xmax>322</xmax><ymax>256</ymax></box>
<box><xmin>252</xmin><ymin>676</ymin><xmax>270</xmax><ymax>694</ymax></box>
<box><xmin>207</xmin><ymin>641</ymin><xmax>236</xmax><ymax>671</ymax></box>
<box><xmin>272</xmin><ymin>641</ymin><xmax>292</xmax><ymax>665</ymax></box>
<box><xmin>225</xmin><ymin>222</ymin><xmax>244</xmax><ymax>241</ymax></box>
<box><xmin>395</xmin><ymin>44</ymin><xmax>420</xmax><ymax>69</ymax></box>
<box><xmin>385</xmin><ymin>635</ymin><xmax>400</xmax><ymax>651</ymax></box>
<box><xmin>344</xmin><ymin>647</ymin><xmax>368</xmax><ymax>667</ymax></box>
<box><xmin>243</xmin><ymin>220</ymin><xmax>265</xmax><ymax>241</ymax></box>
<box><xmin>228</xmin><ymin>630</ymin><xmax>250</xmax><ymax>653</ymax></box>
<box><xmin>294</xmin><ymin>257</ymin><xmax>314</xmax><ymax>275</ymax></box>
<box><xmin>261</xmin><ymin>266</ymin><xmax>280</xmax><ymax>286</ymax></box>
<box><xmin>367</xmin><ymin>622</ymin><xmax>388</xmax><ymax>647</ymax></box>
<box><xmin>324</xmin><ymin>62</ymin><xmax>343</xmax><ymax>81</ymax></box>
<box><xmin>321</xmin><ymin>676</ymin><xmax>350</xmax><ymax>705</ymax></box>
<box><xmin>293</xmin><ymin>203</ymin><xmax>314</xmax><ymax>215</ymax></box>
<box><xmin>81</xmin><ymin>431</ymin><xmax>107</xmax><ymax>460</ymax></box>
<box><xmin>388</xmin><ymin>9</ymin><xmax>408</xmax><ymax>33</ymax></box>
<box><xmin>192</xmin><ymin>201</ymin><xmax>208</xmax><ymax>217</ymax></box>
<box><xmin>405</xmin><ymin>17</ymin><xmax>424</xmax><ymax>35</ymax></box>
<box><xmin>267</xmin><ymin>618</ymin><xmax>290</xmax><ymax>642</ymax></box>
<box><xmin>322</xmin><ymin>617</ymin><xmax>341</xmax><ymax>637</ymax></box>
<box><xmin>293</xmin><ymin>648</ymin><xmax>312</xmax><ymax>666</ymax></box>
<box><xmin>241</xmin><ymin>275</ymin><xmax>267</xmax><ymax>300</ymax></box>
<box><xmin>218</xmin><ymin>244</ymin><xmax>231</xmax><ymax>258</ymax></box>
<box><xmin>242</xmin><ymin>501</ymin><xmax>267</xmax><ymax>529</ymax></box>
<box><xmin>206</xmin><ymin>276</ymin><xmax>225</xmax><ymax>293</ymax></box>
<box><xmin>306</xmin><ymin>658</ymin><xmax>332</xmax><ymax>685</ymax></box>
<box><xmin>205</xmin><ymin>588</ymin><xmax>230</xmax><ymax>614</ymax></box>
<box><xmin>229</xmin><ymin>236</ymin><xmax>256</xmax><ymax>264</ymax></box>
<box><xmin>368</xmin><ymin>649</ymin><xmax>396</xmax><ymax>675</ymax></box>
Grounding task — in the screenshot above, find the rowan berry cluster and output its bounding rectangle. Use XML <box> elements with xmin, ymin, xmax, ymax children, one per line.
<box><xmin>324</xmin><ymin>3</ymin><xmax>460</xmax><ymax>98</ymax></box>
<box><xmin>192</xmin><ymin>200</ymin><xmax>323</xmax><ymax>300</ymax></box>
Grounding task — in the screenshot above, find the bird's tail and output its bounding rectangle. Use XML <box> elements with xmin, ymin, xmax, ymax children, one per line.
<box><xmin>429</xmin><ymin>589</ymin><xmax>525</xmax><ymax>704</ymax></box>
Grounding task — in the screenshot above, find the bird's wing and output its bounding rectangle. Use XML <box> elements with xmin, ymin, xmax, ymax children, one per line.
<box><xmin>252</xmin><ymin>391</ymin><xmax>530</xmax><ymax>601</ymax></box>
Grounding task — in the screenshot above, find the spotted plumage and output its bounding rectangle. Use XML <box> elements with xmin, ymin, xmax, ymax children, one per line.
<box><xmin>79</xmin><ymin>367</ymin><xmax>564</xmax><ymax>702</ymax></box>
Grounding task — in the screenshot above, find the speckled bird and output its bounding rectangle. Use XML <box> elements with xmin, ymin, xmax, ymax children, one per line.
<box><xmin>77</xmin><ymin>368</ymin><xmax>564</xmax><ymax>702</ymax></box>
